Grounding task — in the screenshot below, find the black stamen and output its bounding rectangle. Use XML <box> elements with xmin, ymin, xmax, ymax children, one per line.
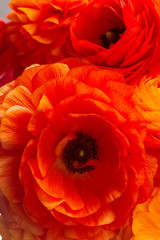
<box><xmin>63</xmin><ymin>132</ymin><xmax>98</xmax><ymax>174</ymax></box>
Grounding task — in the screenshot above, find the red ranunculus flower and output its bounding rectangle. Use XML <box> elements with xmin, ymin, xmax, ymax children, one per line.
<box><xmin>0</xmin><ymin>58</ymin><xmax>155</xmax><ymax>239</ymax></box>
<box><xmin>63</xmin><ymin>0</ymin><xmax>160</xmax><ymax>83</ymax></box>
<box><xmin>6</xmin><ymin>0</ymin><xmax>91</xmax><ymax>77</ymax></box>
<box><xmin>0</xmin><ymin>19</ymin><xmax>6</xmax><ymax>50</ymax></box>
<box><xmin>0</xmin><ymin>19</ymin><xmax>15</xmax><ymax>86</ymax></box>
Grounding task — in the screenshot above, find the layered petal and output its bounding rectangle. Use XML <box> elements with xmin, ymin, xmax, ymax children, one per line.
<box><xmin>6</xmin><ymin>0</ymin><xmax>91</xmax><ymax>77</ymax></box>
<box><xmin>0</xmin><ymin>59</ymin><xmax>154</xmax><ymax>239</ymax></box>
<box><xmin>63</xmin><ymin>0</ymin><xmax>160</xmax><ymax>83</ymax></box>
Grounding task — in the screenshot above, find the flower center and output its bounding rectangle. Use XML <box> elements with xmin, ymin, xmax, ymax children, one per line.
<box><xmin>63</xmin><ymin>132</ymin><xmax>98</xmax><ymax>174</ymax></box>
<box><xmin>101</xmin><ymin>28</ymin><xmax>125</xmax><ymax>49</ymax></box>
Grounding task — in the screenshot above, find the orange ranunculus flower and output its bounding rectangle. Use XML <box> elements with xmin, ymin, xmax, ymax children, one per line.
<box><xmin>132</xmin><ymin>76</ymin><xmax>160</xmax><ymax>182</ymax></box>
<box><xmin>131</xmin><ymin>188</ymin><xmax>160</xmax><ymax>240</ymax></box>
<box><xmin>6</xmin><ymin>0</ymin><xmax>90</xmax><ymax>78</ymax></box>
<box><xmin>63</xmin><ymin>0</ymin><xmax>160</xmax><ymax>83</ymax></box>
<box><xmin>0</xmin><ymin>58</ymin><xmax>155</xmax><ymax>239</ymax></box>
<box><xmin>0</xmin><ymin>19</ymin><xmax>16</xmax><ymax>85</ymax></box>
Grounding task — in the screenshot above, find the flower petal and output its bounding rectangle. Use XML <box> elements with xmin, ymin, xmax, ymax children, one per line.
<box><xmin>0</xmin><ymin>105</ymin><xmax>32</xmax><ymax>149</ymax></box>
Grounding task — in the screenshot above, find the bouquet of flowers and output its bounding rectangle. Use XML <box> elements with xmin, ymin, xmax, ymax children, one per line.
<box><xmin>0</xmin><ymin>0</ymin><xmax>160</xmax><ymax>239</ymax></box>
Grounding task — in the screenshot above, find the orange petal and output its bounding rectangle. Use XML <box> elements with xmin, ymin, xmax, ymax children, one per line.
<box><xmin>1</xmin><ymin>85</ymin><xmax>35</xmax><ymax>112</ymax></box>
<box><xmin>68</xmin><ymin>65</ymin><xmax>125</xmax><ymax>87</ymax></box>
<box><xmin>0</xmin><ymin>105</ymin><xmax>32</xmax><ymax>149</ymax></box>
<box><xmin>31</xmin><ymin>76</ymin><xmax>77</xmax><ymax>109</ymax></box>
<box><xmin>37</xmin><ymin>127</ymin><xmax>58</xmax><ymax>177</ymax></box>
<box><xmin>132</xmin><ymin>229</ymin><xmax>160</xmax><ymax>240</ymax></box>
<box><xmin>54</xmin><ymin>173</ymin><xmax>101</xmax><ymax>217</ymax></box>
<box><xmin>51</xmin><ymin>210</ymin><xmax>77</xmax><ymax>226</ymax></box>
<box><xmin>22</xmin><ymin>23</ymin><xmax>37</xmax><ymax>35</ymax></box>
<box><xmin>28</xmin><ymin>94</ymin><xmax>52</xmax><ymax>137</ymax></box>
<box><xmin>18</xmin><ymin>7</ymin><xmax>41</xmax><ymax>21</ymax></box>
<box><xmin>76</xmin><ymin>205</ymin><xmax>115</xmax><ymax>226</ymax></box>
<box><xmin>35</xmin><ymin>184</ymin><xmax>63</xmax><ymax>210</ymax></box>
<box><xmin>32</xmin><ymin>63</ymin><xmax>69</xmax><ymax>90</ymax></box>
<box><xmin>32</xmin><ymin>34</ymin><xmax>54</xmax><ymax>44</ymax></box>
<box><xmin>132</xmin><ymin>212</ymin><xmax>160</xmax><ymax>236</ymax></box>
<box><xmin>0</xmin><ymin>152</ymin><xmax>23</xmax><ymax>202</ymax></box>
<box><xmin>20</xmin><ymin>139</ymin><xmax>37</xmax><ymax>168</ymax></box>
<box><xmin>0</xmin><ymin>81</ymin><xmax>14</xmax><ymax>105</ymax></box>
<box><xmin>64</xmin><ymin>224</ymin><xmax>116</xmax><ymax>240</ymax></box>
<box><xmin>22</xmin><ymin>166</ymin><xmax>48</xmax><ymax>218</ymax></box>
<box><xmin>149</xmin><ymin>191</ymin><xmax>160</xmax><ymax>217</ymax></box>
<box><xmin>15</xmin><ymin>64</ymin><xmax>46</xmax><ymax>91</ymax></box>
<box><xmin>28</xmin><ymin>112</ymin><xmax>48</xmax><ymax>138</ymax></box>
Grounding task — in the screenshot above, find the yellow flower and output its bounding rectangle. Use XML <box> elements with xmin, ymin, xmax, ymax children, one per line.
<box><xmin>132</xmin><ymin>188</ymin><xmax>160</xmax><ymax>240</ymax></box>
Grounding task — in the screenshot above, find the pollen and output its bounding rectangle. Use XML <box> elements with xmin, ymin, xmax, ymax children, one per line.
<box><xmin>79</xmin><ymin>149</ymin><xmax>85</xmax><ymax>158</ymax></box>
<box><xmin>101</xmin><ymin>28</ymin><xmax>125</xmax><ymax>49</ymax></box>
<box><xmin>105</xmin><ymin>31</ymin><xmax>117</xmax><ymax>43</ymax></box>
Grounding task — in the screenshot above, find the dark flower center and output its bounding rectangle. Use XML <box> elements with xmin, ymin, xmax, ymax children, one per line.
<box><xmin>101</xmin><ymin>28</ymin><xmax>125</xmax><ymax>49</ymax></box>
<box><xmin>63</xmin><ymin>132</ymin><xmax>98</xmax><ymax>174</ymax></box>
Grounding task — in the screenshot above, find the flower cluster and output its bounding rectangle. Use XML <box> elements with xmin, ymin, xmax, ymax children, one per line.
<box><xmin>0</xmin><ymin>0</ymin><xmax>160</xmax><ymax>240</ymax></box>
